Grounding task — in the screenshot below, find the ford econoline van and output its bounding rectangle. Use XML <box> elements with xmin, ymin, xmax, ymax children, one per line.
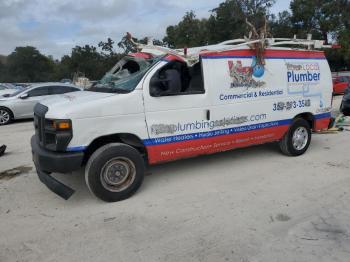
<box><xmin>31</xmin><ymin>38</ymin><xmax>333</xmax><ymax>202</ymax></box>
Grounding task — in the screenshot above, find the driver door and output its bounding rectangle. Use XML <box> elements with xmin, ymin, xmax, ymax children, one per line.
<box><xmin>143</xmin><ymin>60</ymin><xmax>210</xmax><ymax>164</ymax></box>
<box><xmin>15</xmin><ymin>86</ymin><xmax>50</xmax><ymax>118</ymax></box>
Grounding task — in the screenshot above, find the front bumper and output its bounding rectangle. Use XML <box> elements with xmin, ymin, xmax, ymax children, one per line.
<box><xmin>31</xmin><ymin>135</ymin><xmax>84</xmax><ymax>199</ymax></box>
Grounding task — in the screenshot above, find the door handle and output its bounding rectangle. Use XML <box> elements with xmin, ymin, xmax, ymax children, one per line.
<box><xmin>206</xmin><ymin>110</ymin><xmax>210</xmax><ymax>121</ymax></box>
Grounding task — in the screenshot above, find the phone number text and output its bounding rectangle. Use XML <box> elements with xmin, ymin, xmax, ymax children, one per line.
<box><xmin>273</xmin><ymin>99</ymin><xmax>311</xmax><ymax>111</ymax></box>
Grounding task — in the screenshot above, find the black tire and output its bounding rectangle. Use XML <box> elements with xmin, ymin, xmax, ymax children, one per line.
<box><xmin>0</xmin><ymin>107</ymin><xmax>13</xmax><ymax>125</ymax></box>
<box><xmin>85</xmin><ymin>143</ymin><xmax>145</xmax><ymax>202</ymax></box>
<box><xmin>279</xmin><ymin>118</ymin><xmax>311</xmax><ymax>156</ymax></box>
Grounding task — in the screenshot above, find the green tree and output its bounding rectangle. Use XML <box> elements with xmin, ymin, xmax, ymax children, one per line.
<box><xmin>6</xmin><ymin>46</ymin><xmax>55</xmax><ymax>82</ymax></box>
<box><xmin>163</xmin><ymin>11</ymin><xmax>209</xmax><ymax>48</ymax></box>
<box><xmin>337</xmin><ymin>1</ymin><xmax>350</xmax><ymax>65</ymax></box>
<box><xmin>68</xmin><ymin>45</ymin><xmax>105</xmax><ymax>80</ymax></box>
<box><xmin>338</xmin><ymin>29</ymin><xmax>350</xmax><ymax>66</ymax></box>
<box><xmin>164</xmin><ymin>0</ymin><xmax>275</xmax><ymax>47</ymax></box>
<box><xmin>53</xmin><ymin>55</ymin><xmax>73</xmax><ymax>80</ymax></box>
<box><xmin>289</xmin><ymin>0</ymin><xmax>349</xmax><ymax>68</ymax></box>
<box><xmin>53</xmin><ymin>40</ymin><xmax>124</xmax><ymax>81</ymax></box>
<box><xmin>206</xmin><ymin>0</ymin><xmax>275</xmax><ymax>44</ymax></box>
<box><xmin>99</xmin><ymin>38</ymin><xmax>115</xmax><ymax>56</ymax></box>
<box><xmin>270</xmin><ymin>11</ymin><xmax>295</xmax><ymax>38</ymax></box>
<box><xmin>98</xmin><ymin>38</ymin><xmax>124</xmax><ymax>75</ymax></box>
<box><xmin>0</xmin><ymin>61</ymin><xmax>7</xmax><ymax>82</ymax></box>
<box><xmin>290</xmin><ymin>0</ymin><xmax>343</xmax><ymax>42</ymax></box>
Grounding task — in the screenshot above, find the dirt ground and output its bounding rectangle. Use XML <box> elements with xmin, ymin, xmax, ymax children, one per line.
<box><xmin>0</xmin><ymin>96</ymin><xmax>349</xmax><ymax>262</ymax></box>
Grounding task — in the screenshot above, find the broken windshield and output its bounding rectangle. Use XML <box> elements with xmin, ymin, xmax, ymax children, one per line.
<box><xmin>89</xmin><ymin>56</ymin><xmax>160</xmax><ymax>93</ymax></box>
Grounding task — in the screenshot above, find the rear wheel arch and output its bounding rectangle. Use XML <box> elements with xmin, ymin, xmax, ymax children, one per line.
<box><xmin>83</xmin><ymin>133</ymin><xmax>148</xmax><ymax>164</ymax></box>
<box><xmin>293</xmin><ymin>112</ymin><xmax>314</xmax><ymax>129</ymax></box>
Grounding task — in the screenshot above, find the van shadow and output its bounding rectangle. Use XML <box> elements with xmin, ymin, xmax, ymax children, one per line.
<box><xmin>12</xmin><ymin>118</ymin><xmax>33</xmax><ymax>124</ymax></box>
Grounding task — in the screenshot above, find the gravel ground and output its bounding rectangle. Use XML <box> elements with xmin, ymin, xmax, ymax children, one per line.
<box><xmin>0</xmin><ymin>96</ymin><xmax>349</xmax><ymax>262</ymax></box>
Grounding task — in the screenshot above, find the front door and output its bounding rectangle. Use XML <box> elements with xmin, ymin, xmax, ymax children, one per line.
<box><xmin>143</xmin><ymin>59</ymin><xmax>210</xmax><ymax>164</ymax></box>
<box><xmin>15</xmin><ymin>86</ymin><xmax>50</xmax><ymax>118</ymax></box>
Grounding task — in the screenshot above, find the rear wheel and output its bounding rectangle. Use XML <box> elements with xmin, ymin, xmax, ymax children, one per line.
<box><xmin>85</xmin><ymin>143</ymin><xmax>145</xmax><ymax>202</ymax></box>
<box><xmin>0</xmin><ymin>108</ymin><xmax>12</xmax><ymax>125</ymax></box>
<box><xmin>279</xmin><ymin>118</ymin><xmax>311</xmax><ymax>156</ymax></box>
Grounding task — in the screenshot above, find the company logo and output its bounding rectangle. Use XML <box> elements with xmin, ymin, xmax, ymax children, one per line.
<box><xmin>228</xmin><ymin>58</ymin><xmax>265</xmax><ymax>89</ymax></box>
<box><xmin>286</xmin><ymin>62</ymin><xmax>324</xmax><ymax>108</ymax></box>
<box><xmin>286</xmin><ymin>63</ymin><xmax>320</xmax><ymax>84</ymax></box>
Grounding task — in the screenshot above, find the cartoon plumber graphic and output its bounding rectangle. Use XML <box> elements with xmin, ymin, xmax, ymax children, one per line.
<box><xmin>228</xmin><ymin>58</ymin><xmax>265</xmax><ymax>89</ymax></box>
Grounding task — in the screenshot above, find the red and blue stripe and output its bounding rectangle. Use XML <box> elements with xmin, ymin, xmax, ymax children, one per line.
<box><xmin>145</xmin><ymin>113</ymin><xmax>331</xmax><ymax>164</ymax></box>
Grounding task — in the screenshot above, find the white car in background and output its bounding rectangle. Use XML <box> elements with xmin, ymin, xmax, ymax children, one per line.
<box><xmin>0</xmin><ymin>83</ymin><xmax>23</xmax><ymax>96</ymax></box>
<box><xmin>0</xmin><ymin>83</ymin><xmax>82</xmax><ymax>125</ymax></box>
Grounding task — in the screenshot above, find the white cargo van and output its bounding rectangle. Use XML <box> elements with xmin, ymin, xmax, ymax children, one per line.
<box><xmin>31</xmin><ymin>38</ymin><xmax>333</xmax><ymax>202</ymax></box>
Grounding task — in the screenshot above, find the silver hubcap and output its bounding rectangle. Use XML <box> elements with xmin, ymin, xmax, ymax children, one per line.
<box><xmin>0</xmin><ymin>110</ymin><xmax>10</xmax><ymax>124</ymax></box>
<box><xmin>100</xmin><ymin>157</ymin><xmax>136</xmax><ymax>192</ymax></box>
<box><xmin>292</xmin><ymin>127</ymin><xmax>308</xmax><ymax>150</ymax></box>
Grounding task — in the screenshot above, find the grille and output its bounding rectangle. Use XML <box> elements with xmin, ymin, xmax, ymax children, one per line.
<box><xmin>33</xmin><ymin>104</ymin><xmax>48</xmax><ymax>147</ymax></box>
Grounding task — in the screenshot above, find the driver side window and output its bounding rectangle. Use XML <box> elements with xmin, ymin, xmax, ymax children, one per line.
<box><xmin>150</xmin><ymin>60</ymin><xmax>205</xmax><ymax>97</ymax></box>
<box><xmin>28</xmin><ymin>87</ymin><xmax>49</xmax><ymax>97</ymax></box>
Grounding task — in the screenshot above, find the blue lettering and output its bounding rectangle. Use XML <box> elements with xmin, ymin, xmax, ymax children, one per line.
<box><xmin>308</xmin><ymin>72</ymin><xmax>313</xmax><ymax>81</ymax></box>
<box><xmin>288</xmin><ymin>71</ymin><xmax>321</xmax><ymax>83</ymax></box>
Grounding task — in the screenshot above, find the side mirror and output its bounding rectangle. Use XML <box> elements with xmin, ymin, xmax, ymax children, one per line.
<box><xmin>150</xmin><ymin>69</ymin><xmax>182</xmax><ymax>97</ymax></box>
<box><xmin>19</xmin><ymin>93</ymin><xmax>29</xmax><ymax>99</ymax></box>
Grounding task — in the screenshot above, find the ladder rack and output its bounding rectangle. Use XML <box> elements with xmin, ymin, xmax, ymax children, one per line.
<box><xmin>126</xmin><ymin>33</ymin><xmax>335</xmax><ymax>65</ymax></box>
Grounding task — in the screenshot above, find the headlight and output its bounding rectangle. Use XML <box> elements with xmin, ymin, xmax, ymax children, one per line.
<box><xmin>44</xmin><ymin>119</ymin><xmax>73</xmax><ymax>151</ymax></box>
<box><xmin>52</xmin><ymin>120</ymin><xmax>72</xmax><ymax>130</ymax></box>
<box><xmin>45</xmin><ymin>119</ymin><xmax>72</xmax><ymax>131</ymax></box>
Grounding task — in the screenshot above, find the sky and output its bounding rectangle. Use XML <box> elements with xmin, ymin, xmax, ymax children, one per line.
<box><xmin>0</xmin><ymin>0</ymin><xmax>291</xmax><ymax>59</ymax></box>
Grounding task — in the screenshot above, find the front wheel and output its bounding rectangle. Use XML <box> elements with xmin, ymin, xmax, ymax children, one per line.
<box><xmin>279</xmin><ymin>118</ymin><xmax>311</xmax><ymax>156</ymax></box>
<box><xmin>0</xmin><ymin>108</ymin><xmax>12</xmax><ymax>125</ymax></box>
<box><xmin>85</xmin><ymin>143</ymin><xmax>145</xmax><ymax>202</ymax></box>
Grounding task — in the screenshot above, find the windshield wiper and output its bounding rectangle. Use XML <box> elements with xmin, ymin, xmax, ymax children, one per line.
<box><xmin>88</xmin><ymin>87</ymin><xmax>130</xmax><ymax>94</ymax></box>
<box><xmin>110</xmin><ymin>88</ymin><xmax>130</xmax><ymax>94</ymax></box>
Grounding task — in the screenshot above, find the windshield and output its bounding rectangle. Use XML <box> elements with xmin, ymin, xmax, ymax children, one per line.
<box><xmin>0</xmin><ymin>84</ymin><xmax>17</xmax><ymax>90</ymax></box>
<box><xmin>6</xmin><ymin>87</ymin><xmax>29</xmax><ymax>97</ymax></box>
<box><xmin>89</xmin><ymin>56</ymin><xmax>160</xmax><ymax>93</ymax></box>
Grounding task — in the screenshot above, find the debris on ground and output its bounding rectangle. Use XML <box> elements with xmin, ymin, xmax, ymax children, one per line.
<box><xmin>0</xmin><ymin>145</ymin><xmax>6</xmax><ymax>156</ymax></box>
<box><xmin>315</xmin><ymin>114</ymin><xmax>350</xmax><ymax>134</ymax></box>
<box><xmin>275</xmin><ymin>214</ymin><xmax>291</xmax><ymax>222</ymax></box>
<box><xmin>335</xmin><ymin>114</ymin><xmax>350</xmax><ymax>131</ymax></box>
<box><xmin>0</xmin><ymin>166</ymin><xmax>32</xmax><ymax>180</ymax></box>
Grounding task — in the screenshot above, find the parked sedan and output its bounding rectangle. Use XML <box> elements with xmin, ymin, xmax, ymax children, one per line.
<box><xmin>0</xmin><ymin>83</ymin><xmax>81</xmax><ymax>125</ymax></box>
<box><xmin>333</xmin><ymin>76</ymin><xmax>350</xmax><ymax>94</ymax></box>
<box><xmin>340</xmin><ymin>86</ymin><xmax>350</xmax><ymax>116</ymax></box>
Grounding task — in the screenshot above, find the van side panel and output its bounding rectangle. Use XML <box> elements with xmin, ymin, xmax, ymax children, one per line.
<box><xmin>144</xmin><ymin>49</ymin><xmax>332</xmax><ymax>164</ymax></box>
<box><xmin>145</xmin><ymin>122</ymin><xmax>289</xmax><ymax>164</ymax></box>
